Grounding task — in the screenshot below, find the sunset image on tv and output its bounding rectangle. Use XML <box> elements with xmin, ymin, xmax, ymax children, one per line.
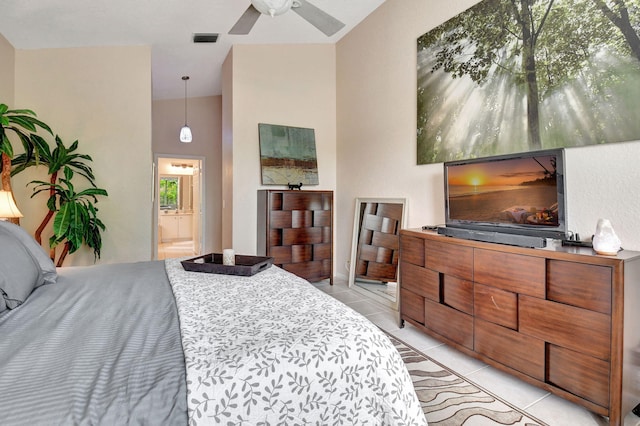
<box><xmin>447</xmin><ymin>155</ymin><xmax>559</xmax><ymax>226</ymax></box>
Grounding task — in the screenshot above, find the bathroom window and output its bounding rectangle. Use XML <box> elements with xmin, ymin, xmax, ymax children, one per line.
<box><xmin>159</xmin><ymin>177</ymin><xmax>179</xmax><ymax>210</ymax></box>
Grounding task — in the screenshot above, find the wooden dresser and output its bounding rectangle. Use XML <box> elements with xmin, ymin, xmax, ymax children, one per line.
<box><xmin>399</xmin><ymin>229</ymin><xmax>640</xmax><ymax>425</ymax></box>
<box><xmin>257</xmin><ymin>190</ymin><xmax>333</xmax><ymax>283</ymax></box>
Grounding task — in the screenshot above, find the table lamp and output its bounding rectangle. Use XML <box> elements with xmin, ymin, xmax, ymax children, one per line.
<box><xmin>0</xmin><ymin>190</ymin><xmax>24</xmax><ymax>221</ymax></box>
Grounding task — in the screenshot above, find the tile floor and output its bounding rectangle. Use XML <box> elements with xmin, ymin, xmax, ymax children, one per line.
<box><xmin>158</xmin><ymin>240</ymin><xmax>196</xmax><ymax>260</ymax></box>
<box><xmin>312</xmin><ymin>276</ymin><xmax>640</xmax><ymax>426</ymax></box>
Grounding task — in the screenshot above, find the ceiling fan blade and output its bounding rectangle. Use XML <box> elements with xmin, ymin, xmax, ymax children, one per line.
<box><xmin>229</xmin><ymin>5</ymin><xmax>261</xmax><ymax>35</ymax></box>
<box><xmin>291</xmin><ymin>0</ymin><xmax>345</xmax><ymax>37</ymax></box>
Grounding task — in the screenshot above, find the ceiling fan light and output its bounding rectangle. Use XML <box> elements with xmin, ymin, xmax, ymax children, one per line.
<box><xmin>251</xmin><ymin>0</ymin><xmax>293</xmax><ymax>17</ymax></box>
<box><xmin>180</xmin><ymin>125</ymin><xmax>192</xmax><ymax>143</ymax></box>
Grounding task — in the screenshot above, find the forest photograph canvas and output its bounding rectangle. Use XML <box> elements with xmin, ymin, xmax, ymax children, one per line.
<box><xmin>417</xmin><ymin>0</ymin><xmax>640</xmax><ymax>164</ymax></box>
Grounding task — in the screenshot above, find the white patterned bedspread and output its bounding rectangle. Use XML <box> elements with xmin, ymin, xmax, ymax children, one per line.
<box><xmin>165</xmin><ymin>259</ymin><xmax>427</xmax><ymax>425</ymax></box>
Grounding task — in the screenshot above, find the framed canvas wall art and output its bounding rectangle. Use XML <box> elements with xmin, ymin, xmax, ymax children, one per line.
<box><xmin>259</xmin><ymin>123</ymin><xmax>319</xmax><ymax>186</ymax></box>
<box><xmin>417</xmin><ymin>0</ymin><xmax>640</xmax><ymax>164</ymax></box>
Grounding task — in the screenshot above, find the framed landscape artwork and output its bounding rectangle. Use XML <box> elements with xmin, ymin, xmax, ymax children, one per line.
<box><xmin>259</xmin><ymin>123</ymin><xmax>319</xmax><ymax>185</ymax></box>
<box><xmin>417</xmin><ymin>0</ymin><xmax>640</xmax><ymax>164</ymax></box>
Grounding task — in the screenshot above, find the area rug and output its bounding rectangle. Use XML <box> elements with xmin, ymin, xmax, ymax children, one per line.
<box><xmin>389</xmin><ymin>335</ymin><xmax>548</xmax><ymax>426</ymax></box>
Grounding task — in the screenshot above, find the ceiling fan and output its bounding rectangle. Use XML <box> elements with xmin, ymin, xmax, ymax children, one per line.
<box><xmin>229</xmin><ymin>0</ymin><xmax>345</xmax><ymax>37</ymax></box>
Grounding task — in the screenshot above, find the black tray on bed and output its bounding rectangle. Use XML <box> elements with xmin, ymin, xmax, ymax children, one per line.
<box><xmin>181</xmin><ymin>253</ymin><xmax>274</xmax><ymax>276</ymax></box>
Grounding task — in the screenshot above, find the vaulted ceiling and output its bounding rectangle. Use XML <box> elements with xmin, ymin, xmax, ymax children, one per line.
<box><xmin>0</xmin><ymin>0</ymin><xmax>385</xmax><ymax>99</ymax></box>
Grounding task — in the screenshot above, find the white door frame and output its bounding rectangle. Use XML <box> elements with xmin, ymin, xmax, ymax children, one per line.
<box><xmin>153</xmin><ymin>153</ymin><xmax>205</xmax><ymax>260</ymax></box>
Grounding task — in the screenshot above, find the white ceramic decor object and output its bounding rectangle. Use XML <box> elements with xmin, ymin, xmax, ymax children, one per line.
<box><xmin>592</xmin><ymin>218</ymin><xmax>621</xmax><ymax>255</ymax></box>
<box><xmin>222</xmin><ymin>249</ymin><xmax>235</xmax><ymax>265</ymax></box>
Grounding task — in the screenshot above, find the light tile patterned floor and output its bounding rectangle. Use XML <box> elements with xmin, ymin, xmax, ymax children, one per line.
<box><xmin>313</xmin><ymin>277</ymin><xmax>638</xmax><ymax>426</ymax></box>
<box><xmin>158</xmin><ymin>240</ymin><xmax>196</xmax><ymax>260</ymax></box>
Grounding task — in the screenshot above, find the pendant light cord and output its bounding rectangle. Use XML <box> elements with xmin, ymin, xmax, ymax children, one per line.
<box><xmin>182</xmin><ymin>76</ymin><xmax>189</xmax><ymax>125</ymax></box>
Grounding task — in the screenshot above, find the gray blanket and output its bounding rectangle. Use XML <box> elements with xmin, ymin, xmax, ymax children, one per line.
<box><xmin>0</xmin><ymin>261</ymin><xmax>187</xmax><ymax>425</ymax></box>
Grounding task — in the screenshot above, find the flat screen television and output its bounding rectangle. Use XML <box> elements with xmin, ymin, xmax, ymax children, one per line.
<box><xmin>441</xmin><ymin>149</ymin><xmax>567</xmax><ymax>243</ymax></box>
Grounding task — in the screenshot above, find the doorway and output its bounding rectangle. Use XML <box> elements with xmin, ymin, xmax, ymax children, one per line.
<box><xmin>155</xmin><ymin>155</ymin><xmax>204</xmax><ymax>260</ymax></box>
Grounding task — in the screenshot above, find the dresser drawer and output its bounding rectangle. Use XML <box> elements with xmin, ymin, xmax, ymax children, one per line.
<box><xmin>283</xmin><ymin>260</ymin><xmax>328</xmax><ymax>282</ymax></box>
<box><xmin>282</xmin><ymin>192</ymin><xmax>326</xmax><ymax>211</ymax></box>
<box><xmin>313</xmin><ymin>210</ymin><xmax>331</xmax><ymax>227</ymax></box>
<box><xmin>548</xmin><ymin>345</ymin><xmax>610</xmax><ymax>408</ymax></box>
<box><xmin>400</xmin><ymin>288</ymin><xmax>424</xmax><ymax>324</ymax></box>
<box><xmin>400</xmin><ymin>262</ymin><xmax>439</xmax><ymax>301</ymax></box>
<box><xmin>400</xmin><ymin>235</ymin><xmax>424</xmax><ymax>266</ymax></box>
<box><xmin>425</xmin><ymin>240</ymin><xmax>473</xmax><ymax>281</ymax></box>
<box><xmin>474</xmin><ymin>283</ymin><xmax>517</xmax><ymax>330</ymax></box>
<box><xmin>313</xmin><ymin>243</ymin><xmax>331</xmax><ymax>260</ymax></box>
<box><xmin>268</xmin><ymin>228</ymin><xmax>283</xmax><ymax>246</ymax></box>
<box><xmin>474</xmin><ymin>249</ymin><xmax>545</xmax><ymax>298</ymax></box>
<box><xmin>443</xmin><ymin>275</ymin><xmax>473</xmax><ymax>314</ymax></box>
<box><xmin>270</xmin><ymin>210</ymin><xmax>292</xmax><ymax>228</ymax></box>
<box><xmin>270</xmin><ymin>245</ymin><xmax>291</xmax><ymax>264</ymax></box>
<box><xmin>291</xmin><ymin>244</ymin><xmax>312</xmax><ymax>263</ymax></box>
<box><xmin>519</xmin><ymin>296</ymin><xmax>611</xmax><ymax>361</ymax></box>
<box><xmin>268</xmin><ymin>192</ymin><xmax>283</xmax><ymax>210</ymax></box>
<box><xmin>547</xmin><ymin>260</ymin><xmax>612</xmax><ymax>314</ymax></box>
<box><xmin>291</xmin><ymin>210</ymin><xmax>313</xmax><ymax>228</ymax></box>
<box><xmin>425</xmin><ymin>299</ymin><xmax>473</xmax><ymax>349</ymax></box>
<box><xmin>475</xmin><ymin>318</ymin><xmax>544</xmax><ymax>380</ymax></box>
<box><xmin>282</xmin><ymin>227</ymin><xmax>323</xmax><ymax>245</ymax></box>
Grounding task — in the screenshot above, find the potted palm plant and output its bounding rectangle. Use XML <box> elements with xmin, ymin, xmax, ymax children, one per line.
<box><xmin>29</xmin><ymin>165</ymin><xmax>107</xmax><ymax>266</ymax></box>
<box><xmin>0</xmin><ymin>103</ymin><xmax>52</xmax><ymax>221</ymax></box>
<box><xmin>13</xmin><ymin>134</ymin><xmax>99</xmax><ymax>247</ymax></box>
<box><xmin>2</xmin><ymin>102</ymin><xmax>108</xmax><ymax>265</ymax></box>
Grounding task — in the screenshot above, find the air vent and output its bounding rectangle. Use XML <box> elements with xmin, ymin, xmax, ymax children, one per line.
<box><xmin>193</xmin><ymin>33</ymin><xmax>219</xmax><ymax>43</ymax></box>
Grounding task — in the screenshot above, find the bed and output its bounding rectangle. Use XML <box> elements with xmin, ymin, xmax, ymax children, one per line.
<box><xmin>0</xmin><ymin>220</ymin><xmax>426</xmax><ymax>426</ymax></box>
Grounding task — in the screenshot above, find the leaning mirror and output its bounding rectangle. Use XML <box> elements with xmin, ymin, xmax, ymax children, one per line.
<box><xmin>348</xmin><ymin>197</ymin><xmax>407</xmax><ymax>310</ymax></box>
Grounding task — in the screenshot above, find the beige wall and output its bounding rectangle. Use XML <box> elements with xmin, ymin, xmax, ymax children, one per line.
<box><xmin>335</xmin><ymin>0</ymin><xmax>640</xmax><ymax>279</ymax></box>
<box><xmin>0</xmin><ymin>34</ymin><xmax>15</xmax><ymax>105</ymax></box>
<box><xmin>11</xmin><ymin>45</ymin><xmax>153</xmax><ymax>266</ymax></box>
<box><xmin>152</xmin><ymin>95</ymin><xmax>222</xmax><ymax>254</ymax></box>
<box><xmin>221</xmin><ymin>50</ymin><xmax>233</xmax><ymax>249</ymax></box>
<box><xmin>225</xmin><ymin>44</ymin><xmax>337</xmax><ymax>255</ymax></box>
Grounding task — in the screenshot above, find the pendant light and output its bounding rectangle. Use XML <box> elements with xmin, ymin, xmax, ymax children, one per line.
<box><xmin>179</xmin><ymin>76</ymin><xmax>192</xmax><ymax>143</ymax></box>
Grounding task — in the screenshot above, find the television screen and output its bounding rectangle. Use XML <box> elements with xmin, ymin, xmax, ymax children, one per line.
<box><xmin>443</xmin><ymin>149</ymin><xmax>567</xmax><ymax>240</ymax></box>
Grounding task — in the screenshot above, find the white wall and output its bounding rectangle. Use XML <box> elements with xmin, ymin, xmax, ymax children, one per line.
<box><xmin>565</xmin><ymin>141</ymin><xmax>640</xmax><ymax>245</ymax></box>
<box><xmin>12</xmin><ymin>45</ymin><xmax>153</xmax><ymax>266</ymax></box>
<box><xmin>152</xmin><ymin>95</ymin><xmax>222</xmax><ymax>254</ymax></box>
<box><xmin>225</xmin><ymin>44</ymin><xmax>337</xmax><ymax>255</ymax></box>
<box><xmin>334</xmin><ymin>0</ymin><xmax>640</xmax><ymax>278</ymax></box>
<box><xmin>0</xmin><ymin>34</ymin><xmax>14</xmax><ymax>106</ymax></box>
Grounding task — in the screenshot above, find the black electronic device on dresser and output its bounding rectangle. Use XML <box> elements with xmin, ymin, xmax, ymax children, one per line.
<box><xmin>439</xmin><ymin>148</ymin><xmax>567</xmax><ymax>248</ymax></box>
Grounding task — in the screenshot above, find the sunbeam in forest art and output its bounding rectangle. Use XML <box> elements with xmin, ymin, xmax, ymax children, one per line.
<box><xmin>417</xmin><ymin>0</ymin><xmax>640</xmax><ymax>164</ymax></box>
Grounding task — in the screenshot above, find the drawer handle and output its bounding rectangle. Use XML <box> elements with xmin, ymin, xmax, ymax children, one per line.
<box><xmin>491</xmin><ymin>296</ymin><xmax>500</xmax><ymax>310</ymax></box>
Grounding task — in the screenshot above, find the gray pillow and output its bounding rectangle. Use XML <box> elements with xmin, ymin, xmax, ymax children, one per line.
<box><xmin>0</xmin><ymin>221</ymin><xmax>57</xmax><ymax>311</ymax></box>
<box><xmin>0</xmin><ymin>220</ymin><xmax>57</xmax><ymax>286</ymax></box>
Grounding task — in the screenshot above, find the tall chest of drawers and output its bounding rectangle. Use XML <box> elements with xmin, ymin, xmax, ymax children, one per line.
<box><xmin>399</xmin><ymin>229</ymin><xmax>640</xmax><ymax>425</ymax></box>
<box><xmin>257</xmin><ymin>190</ymin><xmax>333</xmax><ymax>283</ymax></box>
